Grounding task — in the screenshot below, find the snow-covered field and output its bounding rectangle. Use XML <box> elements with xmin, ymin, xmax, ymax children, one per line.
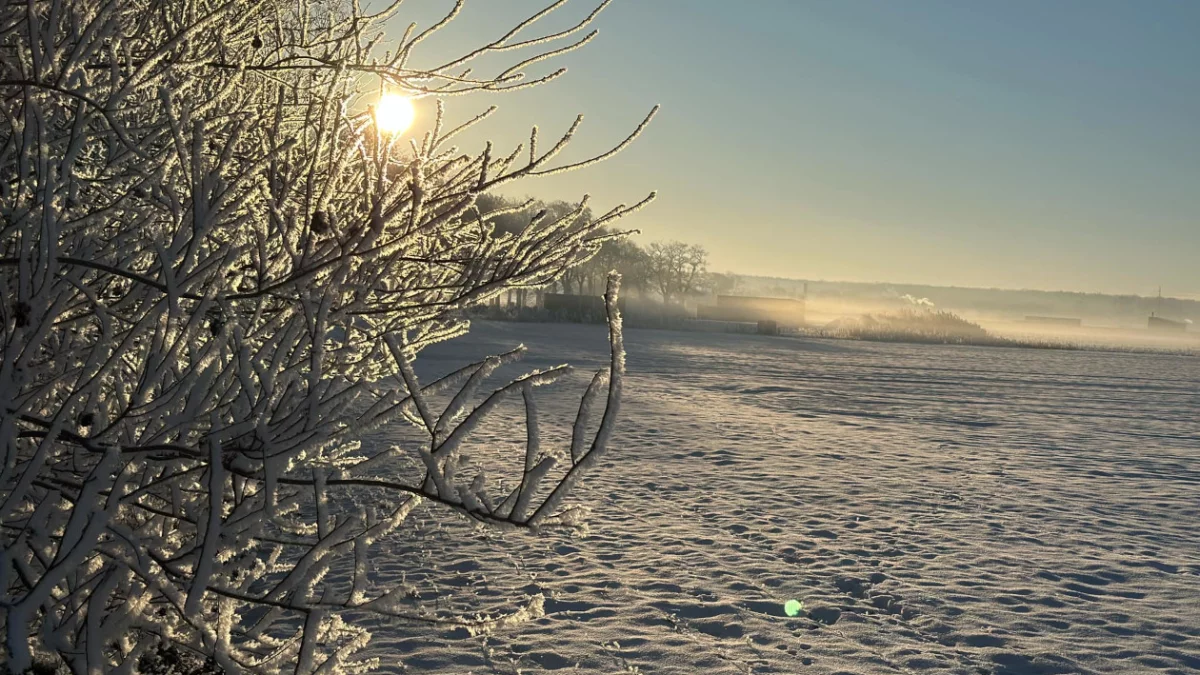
<box><xmin>362</xmin><ymin>322</ymin><xmax>1200</xmax><ymax>674</ymax></box>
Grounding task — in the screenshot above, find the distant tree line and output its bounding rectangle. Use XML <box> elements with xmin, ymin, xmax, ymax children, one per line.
<box><xmin>478</xmin><ymin>195</ymin><xmax>740</xmax><ymax>305</ymax></box>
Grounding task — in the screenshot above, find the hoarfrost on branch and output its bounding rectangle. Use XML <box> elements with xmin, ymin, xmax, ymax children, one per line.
<box><xmin>0</xmin><ymin>0</ymin><xmax>654</xmax><ymax>671</ymax></box>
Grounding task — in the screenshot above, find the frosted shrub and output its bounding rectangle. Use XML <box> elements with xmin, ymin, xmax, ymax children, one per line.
<box><xmin>0</xmin><ymin>0</ymin><xmax>654</xmax><ymax>671</ymax></box>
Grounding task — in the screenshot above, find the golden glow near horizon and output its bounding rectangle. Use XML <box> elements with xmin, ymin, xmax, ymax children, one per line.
<box><xmin>375</xmin><ymin>93</ymin><xmax>415</xmax><ymax>135</ymax></box>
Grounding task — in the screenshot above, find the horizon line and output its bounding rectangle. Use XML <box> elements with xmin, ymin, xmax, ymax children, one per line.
<box><xmin>732</xmin><ymin>273</ymin><xmax>1199</xmax><ymax>302</ymax></box>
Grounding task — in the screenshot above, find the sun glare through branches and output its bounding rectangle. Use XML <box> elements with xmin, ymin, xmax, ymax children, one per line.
<box><xmin>375</xmin><ymin>93</ymin><xmax>415</xmax><ymax>135</ymax></box>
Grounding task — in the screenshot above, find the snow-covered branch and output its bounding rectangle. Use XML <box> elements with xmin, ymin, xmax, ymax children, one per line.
<box><xmin>0</xmin><ymin>0</ymin><xmax>650</xmax><ymax>671</ymax></box>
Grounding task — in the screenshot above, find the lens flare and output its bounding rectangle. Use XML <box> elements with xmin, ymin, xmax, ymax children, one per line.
<box><xmin>784</xmin><ymin>599</ymin><xmax>804</xmax><ymax>617</ymax></box>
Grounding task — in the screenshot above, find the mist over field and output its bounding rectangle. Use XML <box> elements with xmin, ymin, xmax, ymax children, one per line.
<box><xmin>732</xmin><ymin>276</ymin><xmax>1200</xmax><ymax>352</ymax></box>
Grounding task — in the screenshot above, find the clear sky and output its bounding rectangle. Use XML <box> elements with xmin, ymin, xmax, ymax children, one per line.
<box><xmin>390</xmin><ymin>1</ymin><xmax>1200</xmax><ymax>297</ymax></box>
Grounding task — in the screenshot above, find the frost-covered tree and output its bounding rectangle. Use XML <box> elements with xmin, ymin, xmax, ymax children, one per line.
<box><xmin>0</xmin><ymin>0</ymin><xmax>655</xmax><ymax>672</ymax></box>
<box><xmin>561</xmin><ymin>235</ymin><xmax>648</xmax><ymax>296</ymax></box>
<box><xmin>647</xmin><ymin>241</ymin><xmax>707</xmax><ymax>304</ymax></box>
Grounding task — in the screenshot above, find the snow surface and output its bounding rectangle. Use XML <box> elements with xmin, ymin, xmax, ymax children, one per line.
<box><xmin>359</xmin><ymin>322</ymin><xmax>1200</xmax><ymax>674</ymax></box>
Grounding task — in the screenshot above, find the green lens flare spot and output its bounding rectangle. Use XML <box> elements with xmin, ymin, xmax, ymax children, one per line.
<box><xmin>784</xmin><ymin>599</ymin><xmax>804</xmax><ymax>617</ymax></box>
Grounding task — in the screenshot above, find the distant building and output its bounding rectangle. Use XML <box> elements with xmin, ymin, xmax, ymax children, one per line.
<box><xmin>1148</xmin><ymin>315</ymin><xmax>1187</xmax><ymax>332</ymax></box>
<box><xmin>1145</xmin><ymin>288</ymin><xmax>1190</xmax><ymax>332</ymax></box>
<box><xmin>1024</xmin><ymin>316</ymin><xmax>1082</xmax><ymax>327</ymax></box>
<box><xmin>697</xmin><ymin>295</ymin><xmax>805</xmax><ymax>328</ymax></box>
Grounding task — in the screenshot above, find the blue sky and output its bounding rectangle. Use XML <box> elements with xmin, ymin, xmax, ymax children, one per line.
<box><xmin>390</xmin><ymin>1</ymin><xmax>1200</xmax><ymax>297</ymax></box>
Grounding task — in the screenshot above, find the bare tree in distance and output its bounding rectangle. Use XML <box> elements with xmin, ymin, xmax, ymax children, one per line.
<box><xmin>708</xmin><ymin>272</ymin><xmax>743</xmax><ymax>296</ymax></box>
<box><xmin>475</xmin><ymin>195</ymin><xmax>652</xmax><ymax>299</ymax></box>
<box><xmin>647</xmin><ymin>241</ymin><xmax>708</xmax><ymax>305</ymax></box>
<box><xmin>0</xmin><ymin>0</ymin><xmax>656</xmax><ymax>672</ymax></box>
<box><xmin>582</xmin><ymin>238</ymin><xmax>652</xmax><ymax>296</ymax></box>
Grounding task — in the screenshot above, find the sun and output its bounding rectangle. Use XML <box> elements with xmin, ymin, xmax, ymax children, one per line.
<box><xmin>375</xmin><ymin>93</ymin><xmax>415</xmax><ymax>135</ymax></box>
